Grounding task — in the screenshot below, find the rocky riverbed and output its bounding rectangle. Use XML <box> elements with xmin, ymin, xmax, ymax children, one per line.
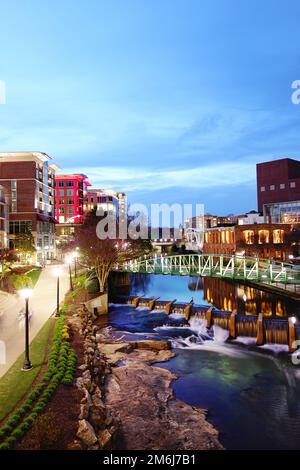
<box><xmin>70</xmin><ymin>310</ymin><xmax>223</xmax><ymax>451</ymax></box>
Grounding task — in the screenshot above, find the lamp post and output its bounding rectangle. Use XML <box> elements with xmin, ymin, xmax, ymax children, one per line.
<box><xmin>73</xmin><ymin>249</ymin><xmax>79</xmax><ymax>278</ymax></box>
<box><xmin>65</xmin><ymin>255</ymin><xmax>74</xmax><ymax>291</ymax></box>
<box><xmin>19</xmin><ymin>287</ymin><xmax>33</xmax><ymax>371</ymax></box>
<box><xmin>53</xmin><ymin>267</ymin><xmax>63</xmax><ymax>317</ymax></box>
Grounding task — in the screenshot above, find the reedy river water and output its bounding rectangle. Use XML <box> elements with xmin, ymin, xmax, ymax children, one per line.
<box><xmin>108</xmin><ymin>274</ymin><xmax>300</xmax><ymax>450</ymax></box>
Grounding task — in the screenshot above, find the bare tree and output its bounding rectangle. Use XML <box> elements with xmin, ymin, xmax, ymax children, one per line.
<box><xmin>71</xmin><ymin>210</ymin><xmax>152</xmax><ymax>293</ymax></box>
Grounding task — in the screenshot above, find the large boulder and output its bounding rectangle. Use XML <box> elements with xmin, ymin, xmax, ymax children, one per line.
<box><xmin>131</xmin><ymin>340</ymin><xmax>171</xmax><ymax>351</ymax></box>
<box><xmin>76</xmin><ymin>419</ymin><xmax>97</xmax><ymax>447</ymax></box>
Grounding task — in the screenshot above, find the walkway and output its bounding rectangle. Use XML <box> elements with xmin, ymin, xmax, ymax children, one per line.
<box><xmin>0</xmin><ymin>264</ymin><xmax>69</xmax><ymax>378</ymax></box>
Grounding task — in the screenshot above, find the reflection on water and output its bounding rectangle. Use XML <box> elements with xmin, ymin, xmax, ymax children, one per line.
<box><xmin>108</xmin><ymin>304</ymin><xmax>300</xmax><ymax>450</ymax></box>
<box><xmin>130</xmin><ymin>273</ymin><xmax>300</xmax><ymax>318</ymax></box>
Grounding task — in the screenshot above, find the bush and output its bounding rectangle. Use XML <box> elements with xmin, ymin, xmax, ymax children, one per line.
<box><xmin>0</xmin><ymin>315</ymin><xmax>77</xmax><ymax>448</ymax></box>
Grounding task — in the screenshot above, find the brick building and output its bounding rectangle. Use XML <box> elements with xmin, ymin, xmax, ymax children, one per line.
<box><xmin>257</xmin><ymin>158</ymin><xmax>300</xmax><ymax>222</ymax></box>
<box><xmin>0</xmin><ymin>185</ymin><xmax>8</xmax><ymax>249</ymax></box>
<box><xmin>0</xmin><ymin>152</ymin><xmax>58</xmax><ymax>264</ymax></box>
<box><xmin>203</xmin><ymin>223</ymin><xmax>300</xmax><ymax>261</ymax></box>
<box><xmin>55</xmin><ymin>174</ymin><xmax>90</xmax><ymax>224</ymax></box>
<box><xmin>85</xmin><ymin>189</ymin><xmax>126</xmax><ymax>219</ymax></box>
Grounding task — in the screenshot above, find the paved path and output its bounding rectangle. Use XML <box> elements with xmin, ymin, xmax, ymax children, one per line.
<box><xmin>0</xmin><ymin>264</ymin><xmax>70</xmax><ymax>378</ymax></box>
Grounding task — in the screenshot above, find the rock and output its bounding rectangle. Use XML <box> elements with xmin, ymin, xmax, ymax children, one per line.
<box><xmin>79</xmin><ymin>403</ymin><xmax>90</xmax><ymax>420</ymax></box>
<box><xmin>131</xmin><ymin>340</ymin><xmax>171</xmax><ymax>351</ymax></box>
<box><xmin>76</xmin><ymin>420</ymin><xmax>98</xmax><ymax>447</ymax></box>
<box><xmin>90</xmin><ymin>394</ymin><xmax>107</xmax><ymax>429</ymax></box>
<box><xmin>67</xmin><ymin>440</ymin><xmax>82</xmax><ymax>450</ymax></box>
<box><xmin>98</xmin><ymin>342</ymin><xmax>132</xmax><ymax>356</ymax></box>
<box><xmin>78</xmin><ymin>364</ymin><xmax>88</xmax><ymax>372</ymax></box>
<box><xmin>105</xmin><ymin>363</ymin><xmax>223</xmax><ymax>450</ymax></box>
<box><xmin>98</xmin><ymin>429</ymin><xmax>112</xmax><ymax>449</ymax></box>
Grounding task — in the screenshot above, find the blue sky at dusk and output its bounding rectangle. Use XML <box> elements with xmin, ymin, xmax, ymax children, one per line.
<box><xmin>0</xmin><ymin>0</ymin><xmax>300</xmax><ymax>214</ymax></box>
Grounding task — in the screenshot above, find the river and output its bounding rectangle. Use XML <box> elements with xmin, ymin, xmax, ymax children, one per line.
<box><xmin>108</xmin><ymin>273</ymin><xmax>300</xmax><ymax>450</ymax></box>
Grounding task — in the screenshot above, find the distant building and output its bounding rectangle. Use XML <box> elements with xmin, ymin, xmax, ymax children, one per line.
<box><xmin>55</xmin><ymin>174</ymin><xmax>91</xmax><ymax>224</ymax></box>
<box><xmin>237</xmin><ymin>210</ymin><xmax>264</xmax><ymax>225</ymax></box>
<box><xmin>203</xmin><ymin>223</ymin><xmax>300</xmax><ymax>261</ymax></box>
<box><xmin>0</xmin><ymin>152</ymin><xmax>58</xmax><ymax>264</ymax></box>
<box><xmin>85</xmin><ymin>189</ymin><xmax>126</xmax><ymax>219</ymax></box>
<box><xmin>186</xmin><ymin>213</ymin><xmax>237</xmax><ymax>230</ymax></box>
<box><xmin>257</xmin><ymin>157</ymin><xmax>300</xmax><ymax>222</ymax></box>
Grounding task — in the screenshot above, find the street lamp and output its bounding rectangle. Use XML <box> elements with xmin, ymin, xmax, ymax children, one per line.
<box><xmin>65</xmin><ymin>255</ymin><xmax>74</xmax><ymax>291</ymax></box>
<box><xmin>19</xmin><ymin>287</ymin><xmax>33</xmax><ymax>371</ymax></box>
<box><xmin>53</xmin><ymin>267</ymin><xmax>63</xmax><ymax>317</ymax></box>
<box><xmin>73</xmin><ymin>250</ymin><xmax>79</xmax><ymax>278</ymax></box>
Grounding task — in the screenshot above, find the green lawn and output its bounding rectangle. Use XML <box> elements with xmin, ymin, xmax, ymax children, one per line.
<box><xmin>26</xmin><ymin>268</ymin><xmax>42</xmax><ymax>287</ymax></box>
<box><xmin>0</xmin><ymin>318</ymin><xmax>52</xmax><ymax>422</ymax></box>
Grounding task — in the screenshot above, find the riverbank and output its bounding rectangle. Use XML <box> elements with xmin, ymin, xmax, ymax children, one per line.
<box><xmin>97</xmin><ymin>334</ymin><xmax>223</xmax><ymax>450</ymax></box>
<box><xmin>67</xmin><ymin>305</ymin><xmax>223</xmax><ymax>451</ymax></box>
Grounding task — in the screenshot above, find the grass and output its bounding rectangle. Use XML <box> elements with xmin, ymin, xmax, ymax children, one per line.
<box><xmin>0</xmin><ymin>318</ymin><xmax>52</xmax><ymax>422</ymax></box>
<box><xmin>26</xmin><ymin>268</ymin><xmax>42</xmax><ymax>287</ymax></box>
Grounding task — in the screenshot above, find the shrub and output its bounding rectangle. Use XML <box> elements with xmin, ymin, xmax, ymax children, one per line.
<box><xmin>0</xmin><ymin>443</ymin><xmax>10</xmax><ymax>450</ymax></box>
<box><xmin>0</xmin><ymin>315</ymin><xmax>77</xmax><ymax>447</ymax></box>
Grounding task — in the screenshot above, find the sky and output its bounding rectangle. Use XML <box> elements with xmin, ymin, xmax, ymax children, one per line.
<box><xmin>0</xmin><ymin>0</ymin><xmax>300</xmax><ymax>215</ymax></box>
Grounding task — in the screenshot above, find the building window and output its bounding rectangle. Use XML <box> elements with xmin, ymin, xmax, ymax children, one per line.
<box><xmin>59</xmin><ymin>190</ymin><xmax>64</xmax><ymax>196</ymax></box>
<box><xmin>273</xmin><ymin>229</ymin><xmax>284</xmax><ymax>244</ymax></box>
<box><xmin>258</xmin><ymin>230</ymin><xmax>269</xmax><ymax>244</ymax></box>
<box><xmin>290</xmin><ymin>181</ymin><xmax>296</xmax><ymax>188</ymax></box>
<box><xmin>67</xmin><ymin>198</ymin><xmax>74</xmax><ymax>205</ymax></box>
<box><xmin>58</xmin><ymin>181</ymin><xmax>64</xmax><ymax>187</ymax></box>
<box><xmin>260</xmin><ymin>186</ymin><xmax>265</xmax><ymax>192</ymax></box>
<box><xmin>66</xmin><ymin>189</ymin><xmax>74</xmax><ymax>196</ymax></box>
<box><xmin>66</xmin><ymin>181</ymin><xmax>74</xmax><ymax>187</ymax></box>
<box><xmin>59</xmin><ymin>207</ymin><xmax>65</xmax><ymax>214</ymax></box>
<box><xmin>11</xmin><ymin>180</ymin><xmax>17</xmax><ymax>213</ymax></box>
<box><xmin>9</xmin><ymin>220</ymin><xmax>32</xmax><ymax>234</ymax></box>
<box><xmin>270</xmin><ymin>185</ymin><xmax>275</xmax><ymax>190</ymax></box>
<box><xmin>67</xmin><ymin>207</ymin><xmax>73</xmax><ymax>214</ymax></box>
<box><xmin>243</xmin><ymin>230</ymin><xmax>254</xmax><ymax>245</ymax></box>
<box><xmin>280</xmin><ymin>183</ymin><xmax>285</xmax><ymax>189</ymax></box>
<box><xmin>59</xmin><ymin>198</ymin><xmax>64</xmax><ymax>205</ymax></box>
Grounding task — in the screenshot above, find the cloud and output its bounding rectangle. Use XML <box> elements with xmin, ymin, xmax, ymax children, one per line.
<box><xmin>60</xmin><ymin>161</ymin><xmax>256</xmax><ymax>193</ymax></box>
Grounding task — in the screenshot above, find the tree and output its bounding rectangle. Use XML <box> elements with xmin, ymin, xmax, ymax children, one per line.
<box><xmin>72</xmin><ymin>209</ymin><xmax>152</xmax><ymax>293</ymax></box>
<box><xmin>0</xmin><ymin>249</ymin><xmax>18</xmax><ymax>287</ymax></box>
<box><xmin>14</xmin><ymin>230</ymin><xmax>36</xmax><ymax>263</ymax></box>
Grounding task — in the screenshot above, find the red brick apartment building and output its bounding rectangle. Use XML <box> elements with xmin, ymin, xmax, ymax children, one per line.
<box><xmin>0</xmin><ymin>152</ymin><xmax>58</xmax><ymax>264</ymax></box>
<box><xmin>55</xmin><ymin>174</ymin><xmax>90</xmax><ymax>224</ymax></box>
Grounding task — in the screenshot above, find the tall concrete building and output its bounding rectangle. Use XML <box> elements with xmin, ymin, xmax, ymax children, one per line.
<box><xmin>257</xmin><ymin>158</ymin><xmax>300</xmax><ymax>222</ymax></box>
<box><xmin>0</xmin><ymin>152</ymin><xmax>58</xmax><ymax>264</ymax></box>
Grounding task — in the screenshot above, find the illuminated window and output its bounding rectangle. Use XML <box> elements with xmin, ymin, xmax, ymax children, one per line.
<box><xmin>273</xmin><ymin>229</ymin><xmax>284</xmax><ymax>244</ymax></box>
<box><xmin>270</xmin><ymin>185</ymin><xmax>275</xmax><ymax>190</ymax></box>
<box><xmin>258</xmin><ymin>230</ymin><xmax>269</xmax><ymax>244</ymax></box>
<box><xmin>280</xmin><ymin>183</ymin><xmax>285</xmax><ymax>189</ymax></box>
<box><xmin>260</xmin><ymin>186</ymin><xmax>265</xmax><ymax>192</ymax></box>
<box><xmin>290</xmin><ymin>182</ymin><xmax>296</xmax><ymax>188</ymax></box>
<box><xmin>243</xmin><ymin>230</ymin><xmax>254</xmax><ymax>244</ymax></box>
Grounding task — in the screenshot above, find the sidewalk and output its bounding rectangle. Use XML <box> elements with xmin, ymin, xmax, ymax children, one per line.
<box><xmin>0</xmin><ymin>264</ymin><xmax>70</xmax><ymax>378</ymax></box>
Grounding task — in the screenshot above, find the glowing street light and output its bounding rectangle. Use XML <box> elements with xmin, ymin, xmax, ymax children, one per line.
<box><xmin>291</xmin><ymin>316</ymin><xmax>297</xmax><ymax>325</ymax></box>
<box><xmin>53</xmin><ymin>267</ymin><xmax>63</xmax><ymax>317</ymax></box>
<box><xmin>19</xmin><ymin>286</ymin><xmax>33</xmax><ymax>371</ymax></box>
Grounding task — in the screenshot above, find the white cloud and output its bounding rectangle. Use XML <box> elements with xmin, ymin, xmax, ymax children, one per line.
<box><xmin>60</xmin><ymin>162</ymin><xmax>256</xmax><ymax>193</ymax></box>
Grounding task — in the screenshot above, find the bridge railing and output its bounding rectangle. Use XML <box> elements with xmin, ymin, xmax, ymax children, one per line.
<box><xmin>116</xmin><ymin>253</ymin><xmax>300</xmax><ymax>285</ymax></box>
